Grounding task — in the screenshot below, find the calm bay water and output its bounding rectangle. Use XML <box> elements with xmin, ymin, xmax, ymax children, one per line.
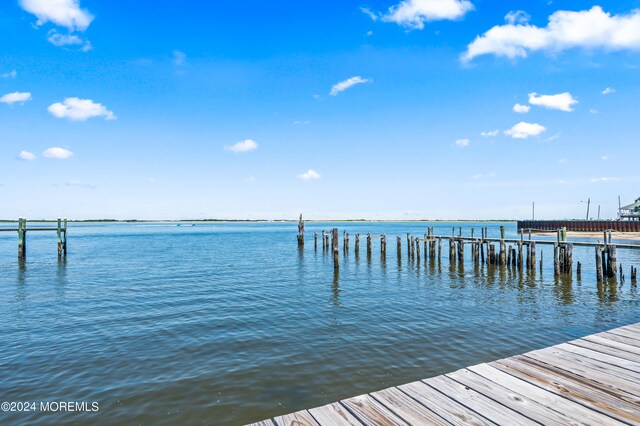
<box><xmin>1</xmin><ymin>221</ymin><xmax>639</xmax><ymax>425</ymax></box>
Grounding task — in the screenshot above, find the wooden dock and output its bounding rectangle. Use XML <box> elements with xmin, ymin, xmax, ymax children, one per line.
<box><xmin>248</xmin><ymin>322</ymin><xmax>640</xmax><ymax>425</ymax></box>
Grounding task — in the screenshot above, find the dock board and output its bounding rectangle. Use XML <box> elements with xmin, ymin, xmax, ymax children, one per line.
<box><xmin>247</xmin><ymin>323</ymin><xmax>640</xmax><ymax>425</ymax></box>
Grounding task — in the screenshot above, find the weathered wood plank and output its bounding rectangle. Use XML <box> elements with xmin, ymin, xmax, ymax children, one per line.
<box><xmin>423</xmin><ymin>375</ymin><xmax>535</xmax><ymax>425</ymax></box>
<box><xmin>565</xmin><ymin>340</ymin><xmax>640</xmax><ymax>369</ymax></box>
<box><xmin>583</xmin><ymin>334</ymin><xmax>640</xmax><ymax>357</ymax></box>
<box><xmin>607</xmin><ymin>327</ymin><xmax>640</xmax><ymax>343</ymax></box>
<box><xmin>553</xmin><ymin>344</ymin><xmax>640</xmax><ymax>382</ymax></box>
<box><xmin>597</xmin><ymin>331</ymin><xmax>640</xmax><ymax>348</ymax></box>
<box><xmin>398</xmin><ymin>380</ymin><xmax>494</xmax><ymax>426</ymax></box>
<box><xmin>370</xmin><ymin>387</ymin><xmax>449</xmax><ymax>426</ymax></box>
<box><xmin>468</xmin><ymin>363</ymin><xmax>628</xmax><ymax>426</ymax></box>
<box><xmin>525</xmin><ymin>348</ymin><xmax>640</xmax><ymax>396</ymax></box>
<box><xmin>492</xmin><ymin>357</ymin><xmax>640</xmax><ymax>425</ymax></box>
<box><xmin>340</xmin><ymin>394</ymin><xmax>408</xmax><ymax>426</ymax></box>
<box><xmin>447</xmin><ymin>367</ymin><xmax>570</xmax><ymax>426</ymax></box>
<box><xmin>274</xmin><ymin>410</ymin><xmax>319</xmax><ymax>426</ymax></box>
<box><xmin>308</xmin><ymin>402</ymin><xmax>363</xmax><ymax>425</ymax></box>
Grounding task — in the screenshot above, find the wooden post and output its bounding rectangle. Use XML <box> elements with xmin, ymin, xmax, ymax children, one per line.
<box><xmin>525</xmin><ymin>243</ymin><xmax>531</xmax><ymax>269</ymax></box>
<box><xmin>595</xmin><ymin>247</ymin><xmax>603</xmax><ymax>282</ymax></box>
<box><xmin>415</xmin><ymin>237</ymin><xmax>420</xmax><ymax>262</ymax></box>
<box><xmin>553</xmin><ymin>243</ymin><xmax>559</xmax><ymax>277</ymax></box>
<box><xmin>437</xmin><ymin>237</ymin><xmax>442</xmax><ymax>261</ymax></box>
<box><xmin>57</xmin><ymin>218</ymin><xmax>64</xmax><ymax>257</ymax></box>
<box><xmin>577</xmin><ymin>261</ymin><xmax>581</xmax><ymax>279</ymax></box>
<box><xmin>381</xmin><ymin>234</ymin><xmax>387</xmax><ymax>259</ymax></box>
<box><xmin>314</xmin><ymin>232</ymin><xmax>318</xmax><ymax>249</ymax></box>
<box><xmin>410</xmin><ymin>236</ymin><xmax>415</xmax><ymax>260</ymax></box>
<box><xmin>539</xmin><ymin>250</ymin><xmax>543</xmax><ymax>273</ymax></box>
<box><xmin>297</xmin><ymin>214</ymin><xmax>304</xmax><ymax>247</ymax></box>
<box><xmin>609</xmin><ymin>245</ymin><xmax>617</xmax><ymax>280</ymax></box>
<box><xmin>480</xmin><ymin>239</ymin><xmax>485</xmax><ymax>264</ymax></box>
<box><xmin>332</xmin><ymin>228</ymin><xmax>339</xmax><ymax>271</ymax></box>
<box><xmin>457</xmin><ymin>240</ymin><xmax>464</xmax><ymax>263</ymax></box>
<box><xmin>355</xmin><ymin>234</ymin><xmax>360</xmax><ymax>255</ymax></box>
<box><xmin>63</xmin><ymin>218</ymin><xmax>67</xmax><ymax>256</ymax></box>
<box><xmin>499</xmin><ymin>240</ymin><xmax>506</xmax><ymax>266</ymax></box>
<box><xmin>631</xmin><ymin>266</ymin><xmax>637</xmax><ymax>284</ymax></box>
<box><xmin>18</xmin><ymin>217</ymin><xmax>26</xmax><ymax>259</ymax></box>
<box><xmin>500</xmin><ymin>225</ymin><xmax>505</xmax><ymax>240</ymax></box>
<box><xmin>619</xmin><ymin>264</ymin><xmax>624</xmax><ymax>283</ymax></box>
<box><xmin>367</xmin><ymin>233</ymin><xmax>372</xmax><ymax>258</ymax></box>
<box><xmin>449</xmin><ymin>238</ymin><xmax>455</xmax><ymax>262</ymax></box>
<box><xmin>530</xmin><ymin>242</ymin><xmax>536</xmax><ymax>271</ymax></box>
<box><xmin>397</xmin><ymin>236</ymin><xmax>401</xmax><ymax>262</ymax></box>
<box><xmin>517</xmin><ymin>242</ymin><xmax>523</xmax><ymax>269</ymax></box>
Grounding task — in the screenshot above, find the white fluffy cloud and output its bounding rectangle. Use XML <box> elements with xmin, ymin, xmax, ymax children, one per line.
<box><xmin>1</xmin><ymin>70</ymin><xmax>17</xmax><ymax>79</ymax></box>
<box><xmin>463</xmin><ymin>6</ymin><xmax>640</xmax><ymax>62</ymax></box>
<box><xmin>298</xmin><ymin>169</ymin><xmax>321</xmax><ymax>180</ymax></box>
<box><xmin>20</xmin><ymin>0</ymin><xmax>93</xmax><ymax>32</ymax></box>
<box><xmin>513</xmin><ymin>103</ymin><xmax>530</xmax><ymax>113</ymax></box>
<box><xmin>504</xmin><ymin>10</ymin><xmax>530</xmax><ymax>25</ymax></box>
<box><xmin>224</xmin><ymin>139</ymin><xmax>258</xmax><ymax>153</ymax></box>
<box><xmin>528</xmin><ymin>92</ymin><xmax>577</xmax><ymax>112</ymax></box>
<box><xmin>454</xmin><ymin>138</ymin><xmax>470</xmax><ymax>147</ymax></box>
<box><xmin>480</xmin><ymin>129</ymin><xmax>499</xmax><ymax>137</ymax></box>
<box><xmin>602</xmin><ymin>87</ymin><xmax>616</xmax><ymax>95</ymax></box>
<box><xmin>48</xmin><ymin>98</ymin><xmax>116</xmax><ymax>121</ymax></box>
<box><xmin>18</xmin><ymin>151</ymin><xmax>36</xmax><ymax>161</ymax></box>
<box><xmin>43</xmin><ymin>147</ymin><xmax>73</xmax><ymax>159</ymax></box>
<box><xmin>0</xmin><ymin>92</ymin><xmax>32</xmax><ymax>105</ymax></box>
<box><xmin>379</xmin><ymin>0</ymin><xmax>474</xmax><ymax>29</ymax></box>
<box><xmin>330</xmin><ymin>76</ymin><xmax>370</xmax><ymax>96</ymax></box>
<box><xmin>504</xmin><ymin>122</ymin><xmax>546</xmax><ymax>139</ymax></box>
<box><xmin>47</xmin><ymin>30</ymin><xmax>91</xmax><ymax>50</ymax></box>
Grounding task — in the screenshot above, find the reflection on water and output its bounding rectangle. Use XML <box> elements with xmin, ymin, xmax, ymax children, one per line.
<box><xmin>0</xmin><ymin>221</ymin><xmax>639</xmax><ymax>426</ymax></box>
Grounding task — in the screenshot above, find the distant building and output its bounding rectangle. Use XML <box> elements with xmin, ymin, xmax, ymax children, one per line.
<box><xmin>619</xmin><ymin>200</ymin><xmax>640</xmax><ymax>220</ymax></box>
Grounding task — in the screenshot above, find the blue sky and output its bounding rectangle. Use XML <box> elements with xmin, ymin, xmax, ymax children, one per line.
<box><xmin>1</xmin><ymin>0</ymin><xmax>639</xmax><ymax>220</ymax></box>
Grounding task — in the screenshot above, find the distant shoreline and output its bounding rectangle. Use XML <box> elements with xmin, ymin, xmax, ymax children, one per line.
<box><xmin>0</xmin><ymin>219</ymin><xmax>521</xmax><ymax>223</ymax></box>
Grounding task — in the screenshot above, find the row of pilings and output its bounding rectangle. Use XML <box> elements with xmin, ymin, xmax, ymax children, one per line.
<box><xmin>301</xmin><ymin>222</ymin><xmax>638</xmax><ymax>284</ymax></box>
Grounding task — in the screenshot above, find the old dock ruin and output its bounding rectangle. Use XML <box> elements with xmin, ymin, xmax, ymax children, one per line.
<box><xmin>0</xmin><ymin>218</ymin><xmax>68</xmax><ymax>259</ymax></box>
<box><xmin>297</xmin><ymin>216</ymin><xmax>639</xmax><ymax>284</ymax></box>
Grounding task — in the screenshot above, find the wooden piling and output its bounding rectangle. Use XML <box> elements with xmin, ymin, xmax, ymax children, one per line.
<box><xmin>499</xmin><ymin>240</ymin><xmax>506</xmax><ymax>266</ymax></box>
<box><xmin>500</xmin><ymin>226</ymin><xmax>505</xmax><ymax>240</ymax></box>
<box><xmin>457</xmin><ymin>240</ymin><xmax>464</xmax><ymax>263</ymax></box>
<box><xmin>595</xmin><ymin>247</ymin><xmax>603</xmax><ymax>282</ymax></box>
<box><xmin>17</xmin><ymin>217</ymin><xmax>26</xmax><ymax>259</ymax></box>
<box><xmin>480</xmin><ymin>240</ymin><xmax>485</xmax><ymax>264</ymax></box>
<box><xmin>631</xmin><ymin>266</ymin><xmax>637</xmax><ymax>284</ymax></box>
<box><xmin>367</xmin><ymin>233</ymin><xmax>372</xmax><ymax>258</ymax></box>
<box><xmin>297</xmin><ymin>214</ymin><xmax>304</xmax><ymax>247</ymax></box>
<box><xmin>410</xmin><ymin>236</ymin><xmax>415</xmax><ymax>260</ymax></box>
<box><xmin>381</xmin><ymin>234</ymin><xmax>387</xmax><ymax>260</ymax></box>
<box><xmin>397</xmin><ymin>236</ymin><xmax>401</xmax><ymax>261</ymax></box>
<box><xmin>530</xmin><ymin>242</ymin><xmax>536</xmax><ymax>271</ymax></box>
<box><xmin>577</xmin><ymin>261</ymin><xmax>581</xmax><ymax>279</ymax></box>
<box><xmin>314</xmin><ymin>232</ymin><xmax>318</xmax><ymax>249</ymax></box>
<box><xmin>554</xmin><ymin>243</ymin><xmax>559</xmax><ymax>277</ymax></box>
<box><xmin>539</xmin><ymin>250</ymin><xmax>543</xmax><ymax>273</ymax></box>
<box><xmin>609</xmin><ymin>245</ymin><xmax>617</xmax><ymax>280</ymax></box>
<box><xmin>448</xmin><ymin>238</ymin><xmax>454</xmax><ymax>262</ymax></box>
<box><xmin>415</xmin><ymin>237</ymin><xmax>420</xmax><ymax>262</ymax></box>
<box><xmin>332</xmin><ymin>228</ymin><xmax>339</xmax><ymax>271</ymax></box>
<box><xmin>355</xmin><ymin>234</ymin><xmax>360</xmax><ymax>254</ymax></box>
<box><xmin>517</xmin><ymin>242</ymin><xmax>523</xmax><ymax>269</ymax></box>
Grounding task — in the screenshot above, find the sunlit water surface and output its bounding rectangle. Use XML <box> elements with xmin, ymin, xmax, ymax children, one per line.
<box><xmin>0</xmin><ymin>222</ymin><xmax>639</xmax><ymax>425</ymax></box>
